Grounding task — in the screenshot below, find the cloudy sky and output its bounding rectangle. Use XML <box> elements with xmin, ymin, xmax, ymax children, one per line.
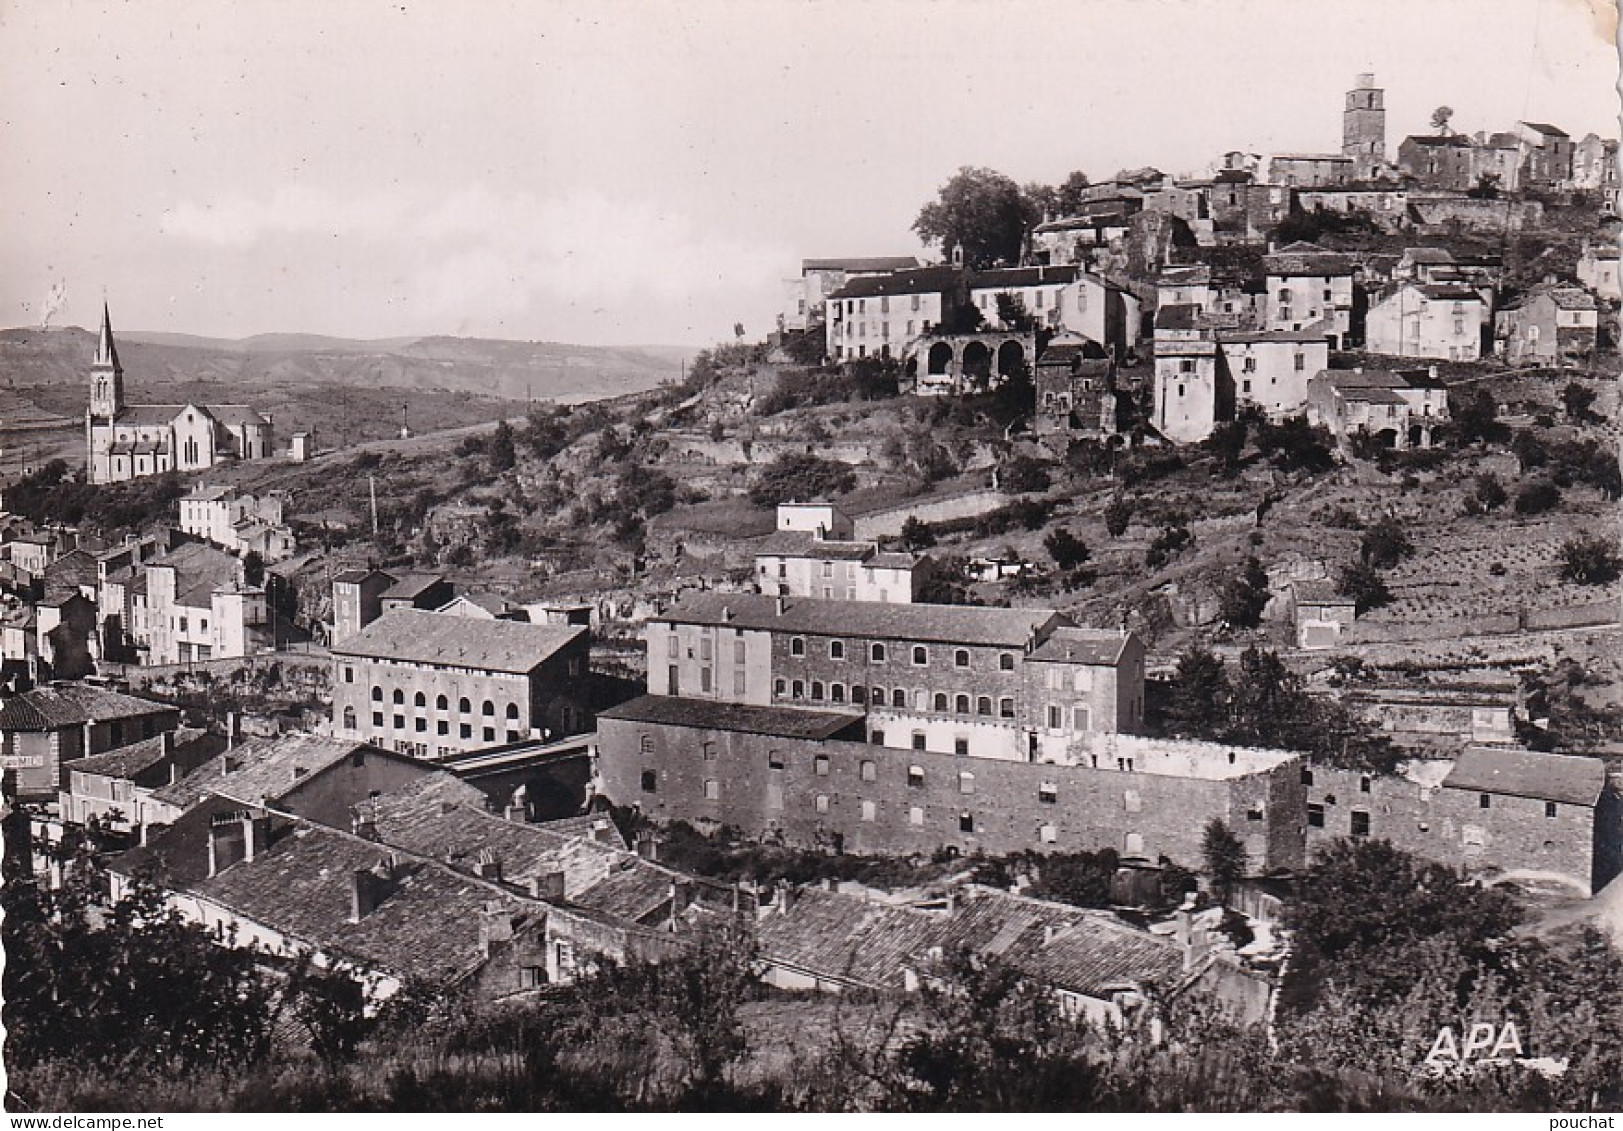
<box><xmin>1</xmin><ymin>0</ymin><xmax>1617</xmax><ymax>347</ymax></box>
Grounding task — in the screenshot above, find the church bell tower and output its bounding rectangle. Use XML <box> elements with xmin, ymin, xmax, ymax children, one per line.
<box><xmin>89</xmin><ymin>301</ymin><xmax>125</xmax><ymax>419</ymax></box>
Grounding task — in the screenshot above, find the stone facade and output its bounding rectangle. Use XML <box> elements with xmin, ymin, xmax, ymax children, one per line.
<box><xmin>599</xmin><ymin>705</ymin><xmax>1305</xmax><ymax>870</ymax></box>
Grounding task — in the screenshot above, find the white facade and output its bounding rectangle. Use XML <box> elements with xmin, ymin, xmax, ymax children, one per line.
<box><xmin>777</xmin><ymin>503</ymin><xmax>854</xmax><ymax>540</ymax></box>
<box><xmin>1217</xmin><ymin>333</ymin><xmax>1328</xmax><ymax>420</ymax></box>
<box><xmin>1365</xmin><ymin>285</ymin><xmax>1486</xmax><ymax>360</ymax></box>
<box><xmin>1154</xmin><ymin>343</ymin><xmax>1221</xmax><ymax>443</ymax></box>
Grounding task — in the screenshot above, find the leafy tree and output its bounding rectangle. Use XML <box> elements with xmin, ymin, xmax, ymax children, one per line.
<box><xmin>899</xmin><ymin>515</ymin><xmax>936</xmax><ymax>550</ymax></box>
<box><xmin>1054</xmin><ymin>170</ymin><xmax>1092</xmax><ymax>216</ymax></box>
<box><xmin>1358</xmin><ymin>514</ymin><xmax>1413</xmax><ymax>569</ymax></box>
<box><xmin>916</xmin><ymin>556</ymin><xmax>982</xmax><ymax>606</ymax></box>
<box><xmin>1201</xmin><ymin>819</ymin><xmax>1247</xmax><ymax>904</ymax></box>
<box><xmin>747</xmin><ymin>452</ymin><xmax>857</xmax><ymax>508</ymax></box>
<box><xmin>1558</xmin><ymin>534</ymin><xmax>1622</xmax><ymax>585</ymax></box>
<box><xmin>1561</xmin><ymin>380</ymin><xmax>1598</xmax><ymax>422</ymax></box>
<box><xmin>913</xmin><ymin>166</ymin><xmax>1028</xmax><ymax>269</ymax></box>
<box><xmin>1253</xmin><ymin>415</ymin><xmax>1334</xmax><ymax>474</ymax></box>
<box><xmin>1448</xmin><ymin>388</ymin><xmax>1505</xmax><ymax>445</ymax></box>
<box><xmin>994</xmin><ymin>292</ymin><xmax>1038</xmax><ymax>332</ymax></box>
<box><xmin>1466</xmin><ymin>172</ymin><xmax>1501</xmax><ymax>199</ymax></box>
<box><xmin>488</xmin><ymin>420</ymin><xmax>517</xmax><ymax>473</ymax></box>
<box><xmin>1337</xmin><ymin>559</ymin><xmax>1391</xmax><ymax>614</ymax></box>
<box><xmin>1144</xmin><ymin>522</ymin><xmax>1193</xmax><ymax>570</ymax></box>
<box><xmin>1103</xmin><ymin>496</ymin><xmax>1132</xmax><ymax>538</ymax></box>
<box><xmin>1024</xmin><ymin>848</ymin><xmax>1119</xmax><ymax>908</ymax></box>
<box><xmin>242</xmin><ymin>549</ymin><xmax>266</xmax><ymax>589</ymax></box>
<box><xmin>1042</xmin><ymin>527</ymin><xmax>1090</xmax><ymax>571</ymax></box>
<box><xmin>1207</xmin><ymin>419</ymin><xmax>1247</xmax><ymax>474</ymax></box>
<box><xmin>1227</xmin><ymin>646</ymin><xmax>1322</xmax><ymax>753</ymax></box>
<box><xmin>1161</xmin><ymin>647</ymin><xmax>1231</xmax><ymax>740</ymax></box>
<box><xmin>1513</xmin><ymin>478</ymin><xmax>1561</xmax><ymax>515</ymax></box>
<box><xmin>1473</xmin><ymin>471</ymin><xmax>1508</xmax><ymax>511</ymax></box>
<box><xmin>3</xmin><ymin>860</ymin><xmax>276</xmax><ymax>1075</ymax></box>
<box><xmin>1218</xmin><ymin>556</ymin><xmax>1271</xmax><ymax>629</ymax></box>
<box><xmin>1430</xmin><ymin>105</ymin><xmax>1454</xmax><ymax>133</ymax></box>
<box><xmin>997</xmin><ymin>452</ymin><xmax>1051</xmax><ymax>493</ymax></box>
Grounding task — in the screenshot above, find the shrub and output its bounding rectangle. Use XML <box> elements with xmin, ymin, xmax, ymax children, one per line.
<box><xmin>1043</xmin><ymin>527</ymin><xmax>1090</xmax><ymax>571</ymax></box>
<box><xmin>1558</xmin><ymin>535</ymin><xmax>1622</xmax><ymax>585</ymax></box>
<box><xmin>1359</xmin><ymin>514</ymin><xmax>1413</xmax><ymax>569</ymax></box>
<box><xmin>747</xmin><ymin>453</ymin><xmax>856</xmax><ymax>508</ymax></box>
<box><xmin>1103</xmin><ymin>497</ymin><xmax>1132</xmax><ymax>538</ymax></box>
<box><xmin>1513</xmin><ymin>479</ymin><xmax>1562</xmax><ymax>515</ymax></box>
<box><xmin>1337</xmin><ymin>559</ymin><xmax>1391</xmax><ymax>614</ymax></box>
<box><xmin>1145</xmin><ymin>523</ymin><xmax>1194</xmax><ymax>571</ymax></box>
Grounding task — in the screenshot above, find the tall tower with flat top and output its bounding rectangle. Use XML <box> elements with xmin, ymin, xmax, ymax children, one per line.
<box><xmin>1343</xmin><ymin>73</ymin><xmax>1386</xmax><ymax>179</ymax></box>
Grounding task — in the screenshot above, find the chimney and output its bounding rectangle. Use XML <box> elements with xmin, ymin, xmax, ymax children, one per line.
<box><xmin>160</xmin><ymin>730</ymin><xmax>175</xmax><ymax>758</ymax></box>
<box><xmin>227</xmin><ymin>712</ymin><xmax>240</xmax><ymax>750</ymax></box>
<box><xmin>351</xmin><ymin>805</ymin><xmax>379</xmax><ymax>841</ymax></box>
<box><xmin>721</xmin><ymin>605</ymin><xmax>733</xmax><ymax>622</ymax></box>
<box><xmin>243</xmin><ymin>813</ymin><xmax>269</xmax><ymax>862</ymax></box>
<box><xmin>590</xmin><ymin>819</ymin><xmax>616</xmax><ymax>845</ymax></box>
<box><xmin>670</xmin><ymin>880</ymin><xmax>693</xmax><ymax>918</ymax></box>
<box><xmin>350</xmin><ymin>862</ymin><xmax>394</xmax><ymax>922</ymax></box>
<box><xmin>776</xmin><ymin>882</ymin><xmax>798</xmax><ymax>916</ymax></box>
<box><xmin>775</xmin><ymin>595</ymin><xmax>788</xmax><ymax>616</ymax></box>
<box><xmin>503</xmin><ymin>804</ymin><xmax>526</xmax><ymax>823</ymax></box>
<box><xmin>223</xmin><ymin>754</ymin><xmax>242</xmax><ymax>774</ymax></box>
<box><xmin>528</xmin><ymin>870</ymin><xmax>566</xmax><ymax>901</ymax></box>
<box><xmin>478</xmin><ymin>903</ymin><xmax>514</xmax><ymax>957</ymax></box>
<box><xmin>475</xmin><ymin>847</ymin><xmax>502</xmax><ymax>882</ymax></box>
<box><xmin>635</xmin><ymin>831</ymin><xmax>659</xmax><ymax>861</ymax></box>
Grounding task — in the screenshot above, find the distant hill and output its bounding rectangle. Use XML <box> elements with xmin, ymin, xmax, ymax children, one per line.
<box><xmin>0</xmin><ymin>327</ymin><xmax>691</xmax><ymax>409</ymax></box>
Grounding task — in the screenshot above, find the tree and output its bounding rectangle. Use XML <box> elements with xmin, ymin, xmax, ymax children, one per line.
<box><xmin>1253</xmin><ymin>416</ymin><xmax>1334</xmax><ymax>474</ymax></box>
<box><xmin>1558</xmin><ymin>535</ymin><xmax>1622</xmax><ymax>585</ymax></box>
<box><xmin>1227</xmin><ymin>646</ymin><xmax>1322</xmax><ymax>753</ymax></box>
<box><xmin>1473</xmin><ymin>471</ymin><xmax>1508</xmax><ymax>511</ymax></box>
<box><xmin>1358</xmin><ymin>514</ymin><xmax>1413</xmax><ymax>569</ymax></box>
<box><xmin>1201</xmin><ymin>819</ymin><xmax>1247</xmax><ymax>904</ymax></box>
<box><xmin>1430</xmin><ymin>105</ymin><xmax>1454</xmax><ymax>134</ymax></box>
<box><xmin>913</xmin><ymin>167</ymin><xmax>1028</xmax><ymax>269</ymax></box>
<box><xmin>1207</xmin><ymin>419</ymin><xmax>1247</xmax><ymax>474</ymax></box>
<box><xmin>241</xmin><ymin>550</ymin><xmax>266</xmax><ymax>589</ymax></box>
<box><xmin>1561</xmin><ymin>380</ymin><xmax>1598</xmax><ymax>422</ymax></box>
<box><xmin>1219</xmin><ymin>556</ymin><xmax>1271</xmax><ymax>629</ymax></box>
<box><xmin>1161</xmin><ymin>648</ymin><xmax>1231</xmax><ymax>740</ymax></box>
<box><xmin>994</xmin><ymin>292</ymin><xmax>1038</xmax><ymax>332</ymax></box>
<box><xmin>1103</xmin><ymin>496</ymin><xmax>1132</xmax><ymax>538</ymax></box>
<box><xmin>997</xmin><ymin>452</ymin><xmax>1051</xmax><ymax>493</ymax></box>
<box><xmin>916</xmin><ymin>556</ymin><xmax>982</xmax><ymax>606</ymax></box>
<box><xmin>1144</xmin><ymin>522</ymin><xmax>1193</xmax><ymax>570</ymax></box>
<box><xmin>747</xmin><ymin>452</ymin><xmax>856</xmax><ymax>508</ymax></box>
<box><xmin>1043</xmin><ymin>527</ymin><xmax>1090</xmax><ymax>571</ymax></box>
<box><xmin>1337</xmin><ymin>559</ymin><xmax>1391</xmax><ymax>614</ymax></box>
<box><xmin>899</xmin><ymin>515</ymin><xmax>936</xmax><ymax>550</ymax></box>
<box><xmin>1448</xmin><ymin>387</ymin><xmax>1504</xmax><ymax>445</ymax></box>
<box><xmin>488</xmin><ymin>420</ymin><xmax>517</xmax><ymax>473</ymax></box>
<box><xmin>1514</xmin><ymin>478</ymin><xmax>1562</xmax><ymax>515</ymax></box>
<box><xmin>1467</xmin><ymin>172</ymin><xmax>1501</xmax><ymax>199</ymax></box>
<box><xmin>1055</xmin><ymin>170</ymin><xmax>1092</xmax><ymax>216</ymax></box>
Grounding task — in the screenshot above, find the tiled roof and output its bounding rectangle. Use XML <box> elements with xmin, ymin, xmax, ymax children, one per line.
<box><xmin>534</xmin><ymin>813</ymin><xmax>629</xmax><ymax>851</ymax></box>
<box><xmin>1402</xmin><ymin>247</ymin><xmax>1456</xmax><ymax>265</ymax></box>
<box><xmin>651</xmin><ymin>591</ymin><xmax>1064</xmax><ymax>647</ymax></box>
<box><xmin>1027</xmin><ymin>627</ymin><xmax>1132</xmax><ymax>666</ymax></box>
<box><xmin>152</xmin><ymin>734</ymin><xmax>396</xmax><ymax>810</ymax></box>
<box><xmin>970</xmin><ymin>265</ymin><xmax>1079</xmax><ymax>289</ymax></box>
<box><xmin>1520</xmin><ymin>122</ymin><xmax>1569</xmax><ymax>138</ymax></box>
<box><xmin>1264</xmin><ymin>242</ymin><xmax>1353</xmax><ymax>277</ymax></box>
<box><xmin>382</xmin><ymin>573</ymin><xmax>446</xmax><ymax>601</ymax></box>
<box><xmin>1158</xmin><ymin>266</ymin><xmax>1211</xmax><ymax>286</ymax></box>
<box><xmin>598</xmin><ymin>694</ymin><xmax>864</xmax><ymax>740</ymax></box>
<box><xmin>1443</xmin><ymin>746</ymin><xmax>1606</xmax><ymax>806</ymax></box>
<box><xmin>0</xmin><ymin>683</ymin><xmax>177</xmax><ymax>732</ymax></box>
<box><xmin>63</xmin><ymin>726</ymin><xmax>216</xmax><ymax>780</ymax></box>
<box><xmin>756</xmin><ymin>886</ymin><xmax>945</xmax><ymax>990</ymax></box>
<box><xmin>1153</xmin><ymin>340</ymin><xmax>1218</xmax><ymax>357</ymax></box>
<box><xmin>1414</xmin><ymin>284</ymin><xmax>1483</xmax><ymax>302</ymax></box>
<box><xmin>754</xmin><ymin>531</ymin><xmax>876</xmax><ymax>561</ymax></box>
<box><xmin>332</xmin><ymin>610</ymin><xmax>585</xmax><ymax>674</ymax></box>
<box><xmin>1215</xmin><ymin>329</ymin><xmax>1328</xmax><ymax>344</ymax></box>
<box><xmin>186</xmin><ymin>486</ymin><xmax>233</xmax><ymax>501</ymax></box>
<box><xmin>203</xmin><ymin>404</ymin><xmax>270</xmax><ymax>428</ymax></box>
<box><xmin>1403</xmin><ymin>134</ymin><xmax>1473</xmax><ymax>148</ymax></box>
<box><xmin>803</xmin><ymin>256</ymin><xmax>920</xmax><ymax>274</ymax></box>
<box><xmin>827</xmin><ymin>267</ymin><xmax>965</xmax><ymax>301</ymax></box>
<box><xmin>113</xmin><ymin>405</ymin><xmax>188</xmax><ymax>427</ymax></box>
<box><xmin>867</xmin><ymin>552</ymin><xmax>924</xmax><ymax>570</ymax></box>
<box><xmin>933</xmin><ymin>886</ymin><xmax>1185</xmax><ymax>996</ymax></box>
<box><xmin>42</xmin><ymin>550</ymin><xmax>99</xmax><ymax>593</ymax></box>
<box><xmin>1155</xmin><ymin>304</ymin><xmax>1201</xmax><ymax>331</ymax></box>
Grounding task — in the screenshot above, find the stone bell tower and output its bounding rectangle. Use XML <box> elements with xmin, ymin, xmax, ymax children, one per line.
<box><xmin>89</xmin><ymin>301</ymin><xmax>125</xmax><ymax>419</ymax></box>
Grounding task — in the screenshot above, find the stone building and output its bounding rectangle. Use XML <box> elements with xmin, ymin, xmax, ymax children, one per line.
<box><xmin>1153</xmin><ymin>338</ymin><xmax>1224</xmax><ymax>444</ymax></box>
<box><xmin>1305</xmin><ymin>367</ymin><xmax>1448</xmax><ymax>450</ymax></box>
<box><xmin>179</xmin><ymin>485</ymin><xmax>296</xmax><ymax>561</ymax></box>
<box><xmin>1342</xmin><ymin>74</ymin><xmax>1386</xmax><ymax>178</ymax></box>
<box><xmin>597</xmin><ymin>699</ymin><xmax>1303</xmax><ymax>869</ymax></box>
<box><xmin>331</xmin><ymin>610</ymin><xmax>592</xmax><ymax>759</ymax></box>
<box><xmin>825</xmin><ymin>266</ymin><xmax>967</xmax><ymax>365</ymax></box>
<box><xmin>1262</xmin><ymin>242</ymin><xmax>1357</xmax><ymax>348</ymax></box>
<box><xmin>1034</xmin><ymin>334</ymin><xmax>1117</xmax><ymax>444</ymax></box>
<box><xmin>85</xmin><ymin>304</ymin><xmax>274</xmax><ymax>484</ymax></box>
<box><xmin>1302</xmin><ymin>747</ymin><xmax>1620</xmax><ymax>896</ymax></box>
<box><xmin>0</xmin><ymin>682</ymin><xmax>181</xmax><ymax>799</ymax></box>
<box><xmin>753</xmin><ymin>530</ymin><xmax>928</xmax><ymax>604</ymax></box>
<box><xmin>1365</xmin><ymin>283</ymin><xmax>1486</xmax><ymax>360</ymax></box>
<box><xmin>1496</xmin><ymin>285</ymin><xmax>1600</xmax><ymax>366</ymax></box>
<box><xmin>781</xmin><ymin>256</ymin><xmax>920</xmax><ymax>335</ymax></box>
<box><xmin>1213</xmin><ymin>330</ymin><xmax>1329</xmax><ymax>421</ymax></box>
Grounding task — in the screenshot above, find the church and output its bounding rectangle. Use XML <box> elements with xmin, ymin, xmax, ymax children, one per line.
<box><xmin>85</xmin><ymin>303</ymin><xmax>276</xmax><ymax>484</ymax></box>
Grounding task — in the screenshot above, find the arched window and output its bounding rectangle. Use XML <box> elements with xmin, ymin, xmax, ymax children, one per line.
<box><xmin>342</xmin><ymin>706</ymin><xmax>356</xmax><ymax>730</ymax></box>
<box><xmin>933</xmin><ymin>692</ymin><xmax>948</xmax><ymax>712</ymax></box>
<box><xmin>436</xmin><ymin>694</ymin><xmax>449</xmax><ymax>711</ymax></box>
<box><xmin>791</xmin><ymin>637</ymin><xmax>806</xmax><ymax>657</ymax></box>
<box><xmin>955</xmin><ymin>694</ymin><xmax>970</xmax><ymax>714</ymax></box>
<box><xmin>372</xmin><ymin>686</ymin><xmax>383</xmax><ymax>702</ymax></box>
<box><xmin>871</xmin><ymin>642</ymin><xmax>887</xmax><ymax>662</ymax></box>
<box><xmin>506</xmin><ymin>703</ymin><xmax>521</xmax><ymax>720</ymax></box>
<box><xmin>392</xmin><ymin>689</ymin><xmax>405</xmax><ymax>705</ymax></box>
<box><xmin>414</xmin><ymin>691</ymin><xmax>426</xmax><ymax>708</ymax></box>
<box><xmin>482</xmin><ymin>700</ymin><xmax>496</xmax><ymax>717</ymax></box>
<box><xmin>954</xmin><ymin>649</ymin><xmax>970</xmax><ymax>668</ymax></box>
<box><xmin>977</xmin><ymin>696</ymin><xmax>991</xmax><ymax>716</ymax></box>
<box><xmin>459</xmin><ymin>697</ymin><xmax>472</xmax><ymax>714</ymax></box>
<box><xmin>811</xmin><ymin>681</ymin><xmax>824</xmax><ymax>701</ymax></box>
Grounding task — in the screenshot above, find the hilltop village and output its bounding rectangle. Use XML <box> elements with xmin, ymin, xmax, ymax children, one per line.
<box><xmin>3</xmin><ymin>74</ymin><xmax>1623</xmax><ymax>1110</ymax></box>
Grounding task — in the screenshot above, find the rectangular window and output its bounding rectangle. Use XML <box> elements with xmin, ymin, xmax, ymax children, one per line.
<box><xmin>860</xmin><ymin>799</ymin><xmax>877</xmax><ymax>822</ymax></box>
<box><xmin>909</xmin><ymin>806</ymin><xmax>925</xmax><ymax>826</ymax></box>
<box><xmin>700</xmin><ymin>667</ymin><xmax>712</xmax><ymax>693</ymax></box>
<box><xmin>641</xmin><ymin>770</ymin><xmax>657</xmax><ymax>793</ymax></box>
<box><xmin>1048</xmin><ymin>705</ymin><xmax>1063</xmax><ymax>730</ymax></box>
<box><xmin>815</xmin><ymin>794</ymin><xmax>830</xmax><ymax>814</ymax></box>
<box><xmin>814</xmin><ymin>755</ymin><xmax>830</xmax><ymax>776</ymax></box>
<box><xmin>1350</xmin><ymin>811</ymin><xmax>1371</xmax><ymax>837</ymax></box>
<box><xmin>1307</xmin><ymin>803</ymin><xmax>1324</xmax><ymax>828</ymax></box>
<box><xmin>1545</xmin><ymin>801</ymin><xmax>1557</xmax><ymax>819</ymax></box>
<box><xmin>954</xmin><ymin>737</ymin><xmax>969</xmax><ymax>757</ymax></box>
<box><xmin>734</xmin><ymin>640</ymin><xmax>747</xmax><ymax>664</ymax></box>
<box><xmin>667</xmin><ymin>634</ymin><xmax>679</xmax><ymax>658</ymax></box>
<box><xmin>733</xmin><ymin>670</ymin><xmax>746</xmax><ymax>696</ymax></box>
<box><xmin>1038</xmin><ymin>783</ymin><xmax>1057</xmax><ymax>805</ymax></box>
<box><xmin>1124</xmin><ymin>789</ymin><xmax>1142</xmax><ymax>813</ymax></box>
<box><xmin>860</xmin><ymin>760</ymin><xmax>877</xmax><ymax>782</ymax></box>
<box><xmin>1480</xmin><ymin>793</ymin><xmax>1492</xmax><ymax>810</ymax></box>
<box><xmin>704</xmin><ymin>779</ymin><xmax>720</xmax><ymax>800</ymax></box>
<box><xmin>959</xmin><ymin>813</ymin><xmax>975</xmax><ymax>834</ymax></box>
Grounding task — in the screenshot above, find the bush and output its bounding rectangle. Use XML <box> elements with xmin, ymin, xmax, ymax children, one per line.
<box><xmin>1359</xmin><ymin>514</ymin><xmax>1413</xmax><ymax>569</ymax></box>
<box><xmin>1043</xmin><ymin>527</ymin><xmax>1090</xmax><ymax>571</ymax></box>
<box><xmin>1337</xmin><ymin>559</ymin><xmax>1391</xmax><ymax>614</ymax></box>
<box><xmin>1103</xmin><ymin>496</ymin><xmax>1132</xmax><ymax>538</ymax></box>
<box><xmin>1558</xmin><ymin>535</ymin><xmax>1622</xmax><ymax>585</ymax></box>
<box><xmin>747</xmin><ymin>452</ymin><xmax>856</xmax><ymax>508</ymax></box>
<box><xmin>1219</xmin><ymin>557</ymin><xmax>1271</xmax><ymax>629</ymax></box>
<box><xmin>1513</xmin><ymin>479</ymin><xmax>1562</xmax><ymax>515</ymax></box>
<box><xmin>1145</xmin><ymin>523</ymin><xmax>1194</xmax><ymax>571</ymax></box>
<box><xmin>997</xmin><ymin>453</ymin><xmax>1052</xmax><ymax>494</ymax></box>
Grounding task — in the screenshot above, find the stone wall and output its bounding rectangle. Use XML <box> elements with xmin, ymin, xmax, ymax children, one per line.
<box><xmin>853</xmin><ymin>490</ymin><xmax>1012</xmax><ymax>540</ymax></box>
<box><xmin>598</xmin><ymin>715</ymin><xmax>1306</xmax><ymax>871</ymax></box>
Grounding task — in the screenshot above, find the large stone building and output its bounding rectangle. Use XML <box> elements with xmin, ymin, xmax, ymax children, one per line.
<box><xmin>1261</xmin><ymin>242</ymin><xmax>1357</xmax><ymax>348</ymax></box>
<box><xmin>1496</xmin><ymin>285</ymin><xmax>1600</xmax><ymax>366</ymax></box>
<box><xmin>1305</xmin><ymin>366</ymin><xmax>1448</xmax><ymax>450</ymax></box>
<box><xmin>331</xmin><ymin>610</ymin><xmax>593</xmax><ymax>759</ymax></box>
<box><xmin>825</xmin><ymin>266</ymin><xmax>967</xmax><ymax>365</ymax></box>
<box><xmin>1365</xmin><ymin>282</ymin><xmax>1486</xmax><ymax>360</ymax></box>
<box><xmin>754</xmin><ymin>529</ymin><xmax>929</xmax><ymax>605</ymax></box>
<box><xmin>85</xmin><ymin>305</ymin><xmax>275</xmax><ymax>485</ymax></box>
<box><xmin>0</xmin><ymin>682</ymin><xmax>181</xmax><ymax>799</ymax></box>
<box><xmin>1342</xmin><ymin>73</ymin><xmax>1386</xmax><ymax>178</ymax></box>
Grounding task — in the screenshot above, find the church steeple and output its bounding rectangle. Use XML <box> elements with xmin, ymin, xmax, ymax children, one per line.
<box><xmin>89</xmin><ymin>301</ymin><xmax>124</xmax><ymax>418</ymax></box>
